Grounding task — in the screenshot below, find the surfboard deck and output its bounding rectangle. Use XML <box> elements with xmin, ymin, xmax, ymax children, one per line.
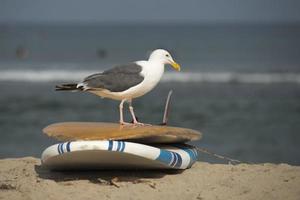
<box><xmin>41</xmin><ymin>140</ymin><xmax>198</xmax><ymax>170</ymax></box>
<box><xmin>43</xmin><ymin>122</ymin><xmax>202</xmax><ymax>144</ymax></box>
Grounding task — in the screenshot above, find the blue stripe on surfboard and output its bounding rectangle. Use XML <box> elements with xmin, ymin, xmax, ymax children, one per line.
<box><xmin>156</xmin><ymin>149</ymin><xmax>173</xmax><ymax>166</ymax></box>
<box><xmin>175</xmin><ymin>152</ymin><xmax>182</xmax><ymax>168</ymax></box>
<box><xmin>172</xmin><ymin>144</ymin><xmax>198</xmax><ymax>167</ymax></box>
<box><xmin>193</xmin><ymin>149</ymin><xmax>198</xmax><ymax>157</ymax></box>
<box><xmin>170</xmin><ymin>152</ymin><xmax>177</xmax><ymax>167</ymax></box>
<box><xmin>119</xmin><ymin>141</ymin><xmax>124</xmax><ymax>152</ymax></box>
<box><xmin>172</xmin><ymin>144</ymin><xmax>198</xmax><ymax>160</ymax></box>
<box><xmin>60</xmin><ymin>143</ymin><xmax>64</xmax><ymax>154</ymax></box>
<box><xmin>120</xmin><ymin>141</ymin><xmax>125</xmax><ymax>152</ymax></box>
<box><xmin>66</xmin><ymin>142</ymin><xmax>71</xmax><ymax>152</ymax></box>
<box><xmin>108</xmin><ymin>140</ymin><xmax>113</xmax><ymax>151</ymax></box>
<box><xmin>119</xmin><ymin>141</ymin><xmax>122</xmax><ymax>152</ymax></box>
<box><xmin>172</xmin><ymin>152</ymin><xmax>182</xmax><ymax>168</ymax></box>
<box><xmin>58</xmin><ymin>143</ymin><xmax>62</xmax><ymax>154</ymax></box>
<box><xmin>116</xmin><ymin>141</ymin><xmax>121</xmax><ymax>151</ymax></box>
<box><xmin>107</xmin><ymin>141</ymin><xmax>125</xmax><ymax>152</ymax></box>
<box><xmin>57</xmin><ymin>144</ymin><xmax>61</xmax><ymax>154</ymax></box>
<box><xmin>157</xmin><ymin>150</ymin><xmax>183</xmax><ymax>168</ymax></box>
<box><xmin>107</xmin><ymin>141</ymin><xmax>127</xmax><ymax>152</ymax></box>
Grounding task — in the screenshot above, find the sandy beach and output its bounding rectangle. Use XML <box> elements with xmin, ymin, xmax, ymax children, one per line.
<box><xmin>0</xmin><ymin>157</ymin><xmax>299</xmax><ymax>200</ymax></box>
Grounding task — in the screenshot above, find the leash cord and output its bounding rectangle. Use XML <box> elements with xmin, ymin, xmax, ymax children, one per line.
<box><xmin>195</xmin><ymin>147</ymin><xmax>251</xmax><ymax>164</ymax></box>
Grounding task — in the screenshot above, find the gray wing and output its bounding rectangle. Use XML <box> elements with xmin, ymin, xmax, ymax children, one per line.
<box><xmin>83</xmin><ymin>63</ymin><xmax>144</xmax><ymax>92</ymax></box>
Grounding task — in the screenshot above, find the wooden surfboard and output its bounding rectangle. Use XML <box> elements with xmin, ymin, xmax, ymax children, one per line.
<box><xmin>43</xmin><ymin>122</ymin><xmax>202</xmax><ymax>144</ymax></box>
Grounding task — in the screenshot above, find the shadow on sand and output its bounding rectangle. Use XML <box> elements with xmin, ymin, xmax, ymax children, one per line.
<box><xmin>34</xmin><ymin>165</ymin><xmax>183</xmax><ymax>185</ymax></box>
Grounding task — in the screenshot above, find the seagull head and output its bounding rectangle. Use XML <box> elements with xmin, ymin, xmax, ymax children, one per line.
<box><xmin>148</xmin><ymin>49</ymin><xmax>181</xmax><ymax>71</ymax></box>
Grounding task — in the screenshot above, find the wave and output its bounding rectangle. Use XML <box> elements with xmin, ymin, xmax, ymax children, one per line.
<box><xmin>0</xmin><ymin>70</ymin><xmax>300</xmax><ymax>84</ymax></box>
<box><xmin>163</xmin><ymin>72</ymin><xmax>300</xmax><ymax>84</ymax></box>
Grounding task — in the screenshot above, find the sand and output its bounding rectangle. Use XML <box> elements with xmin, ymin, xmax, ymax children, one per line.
<box><xmin>0</xmin><ymin>157</ymin><xmax>300</xmax><ymax>200</ymax></box>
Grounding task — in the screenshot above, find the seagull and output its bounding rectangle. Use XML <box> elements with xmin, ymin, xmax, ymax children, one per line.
<box><xmin>56</xmin><ymin>49</ymin><xmax>180</xmax><ymax>125</ymax></box>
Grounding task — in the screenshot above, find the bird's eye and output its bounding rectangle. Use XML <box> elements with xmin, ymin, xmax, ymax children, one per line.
<box><xmin>166</xmin><ymin>54</ymin><xmax>169</xmax><ymax>57</ymax></box>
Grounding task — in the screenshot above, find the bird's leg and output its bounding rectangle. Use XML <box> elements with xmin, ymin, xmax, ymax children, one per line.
<box><xmin>128</xmin><ymin>100</ymin><xmax>144</xmax><ymax>126</ymax></box>
<box><xmin>119</xmin><ymin>99</ymin><xmax>130</xmax><ymax>125</ymax></box>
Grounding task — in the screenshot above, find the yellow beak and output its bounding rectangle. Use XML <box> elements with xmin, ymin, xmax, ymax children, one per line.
<box><xmin>170</xmin><ymin>61</ymin><xmax>181</xmax><ymax>71</ymax></box>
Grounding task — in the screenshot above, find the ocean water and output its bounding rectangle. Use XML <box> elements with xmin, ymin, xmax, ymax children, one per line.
<box><xmin>0</xmin><ymin>24</ymin><xmax>300</xmax><ymax>164</ymax></box>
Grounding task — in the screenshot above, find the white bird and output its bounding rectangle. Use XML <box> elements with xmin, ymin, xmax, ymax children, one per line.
<box><xmin>56</xmin><ymin>49</ymin><xmax>181</xmax><ymax>125</ymax></box>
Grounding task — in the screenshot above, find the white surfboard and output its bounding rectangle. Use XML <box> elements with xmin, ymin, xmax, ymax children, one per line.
<box><xmin>41</xmin><ymin>140</ymin><xmax>198</xmax><ymax>170</ymax></box>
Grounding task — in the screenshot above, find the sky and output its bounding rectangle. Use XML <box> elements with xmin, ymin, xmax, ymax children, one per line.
<box><xmin>1</xmin><ymin>0</ymin><xmax>300</xmax><ymax>24</ymax></box>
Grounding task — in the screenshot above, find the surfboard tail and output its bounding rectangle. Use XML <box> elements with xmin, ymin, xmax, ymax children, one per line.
<box><xmin>55</xmin><ymin>83</ymin><xmax>83</xmax><ymax>91</ymax></box>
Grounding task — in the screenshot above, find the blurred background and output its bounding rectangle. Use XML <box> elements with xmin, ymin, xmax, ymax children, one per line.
<box><xmin>0</xmin><ymin>0</ymin><xmax>300</xmax><ymax>164</ymax></box>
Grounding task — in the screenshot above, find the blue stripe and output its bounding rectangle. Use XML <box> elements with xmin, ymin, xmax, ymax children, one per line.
<box><xmin>172</xmin><ymin>144</ymin><xmax>198</xmax><ymax>167</ymax></box>
<box><xmin>172</xmin><ymin>152</ymin><xmax>177</xmax><ymax>167</ymax></box>
<box><xmin>193</xmin><ymin>149</ymin><xmax>198</xmax><ymax>157</ymax></box>
<box><xmin>156</xmin><ymin>150</ymin><xmax>173</xmax><ymax>166</ymax></box>
<box><xmin>119</xmin><ymin>141</ymin><xmax>122</xmax><ymax>152</ymax></box>
<box><xmin>175</xmin><ymin>153</ymin><xmax>182</xmax><ymax>167</ymax></box>
<box><xmin>57</xmin><ymin>144</ymin><xmax>61</xmax><ymax>154</ymax></box>
<box><xmin>170</xmin><ymin>152</ymin><xmax>177</xmax><ymax>167</ymax></box>
<box><xmin>191</xmin><ymin>149</ymin><xmax>198</xmax><ymax>161</ymax></box>
<box><xmin>116</xmin><ymin>141</ymin><xmax>121</xmax><ymax>151</ymax></box>
<box><xmin>188</xmin><ymin>149</ymin><xmax>197</xmax><ymax>160</ymax></box>
<box><xmin>119</xmin><ymin>141</ymin><xmax>123</xmax><ymax>152</ymax></box>
<box><xmin>108</xmin><ymin>141</ymin><xmax>113</xmax><ymax>151</ymax></box>
<box><xmin>120</xmin><ymin>141</ymin><xmax>125</xmax><ymax>152</ymax></box>
<box><xmin>60</xmin><ymin>143</ymin><xmax>64</xmax><ymax>154</ymax></box>
<box><xmin>66</xmin><ymin>142</ymin><xmax>71</xmax><ymax>152</ymax></box>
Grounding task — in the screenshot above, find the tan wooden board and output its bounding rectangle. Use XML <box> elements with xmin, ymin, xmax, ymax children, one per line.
<box><xmin>43</xmin><ymin>122</ymin><xmax>202</xmax><ymax>143</ymax></box>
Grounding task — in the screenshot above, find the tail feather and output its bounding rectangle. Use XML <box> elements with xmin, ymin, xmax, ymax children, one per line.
<box><xmin>55</xmin><ymin>83</ymin><xmax>83</xmax><ymax>91</ymax></box>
